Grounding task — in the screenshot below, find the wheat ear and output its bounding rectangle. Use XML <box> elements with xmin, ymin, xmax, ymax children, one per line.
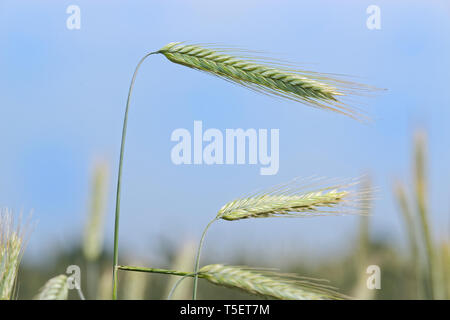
<box><xmin>158</xmin><ymin>42</ymin><xmax>375</xmax><ymax>120</ymax></box>
<box><xmin>35</xmin><ymin>275</ymin><xmax>69</xmax><ymax>300</ymax></box>
<box><xmin>0</xmin><ymin>210</ymin><xmax>25</xmax><ymax>300</ymax></box>
<box><xmin>192</xmin><ymin>177</ymin><xmax>370</xmax><ymax>299</ymax></box>
<box><xmin>414</xmin><ymin>131</ymin><xmax>437</xmax><ymax>299</ymax></box>
<box><xmin>217</xmin><ymin>177</ymin><xmax>369</xmax><ymax>221</ymax></box>
<box><xmin>199</xmin><ymin>264</ymin><xmax>347</xmax><ymax>300</ymax></box>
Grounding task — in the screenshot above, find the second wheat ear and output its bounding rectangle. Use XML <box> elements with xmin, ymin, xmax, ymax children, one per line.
<box><xmin>112</xmin><ymin>42</ymin><xmax>377</xmax><ymax>299</ymax></box>
<box><xmin>192</xmin><ymin>177</ymin><xmax>371</xmax><ymax>299</ymax></box>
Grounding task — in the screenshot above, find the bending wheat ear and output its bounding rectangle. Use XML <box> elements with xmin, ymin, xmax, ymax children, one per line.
<box><xmin>192</xmin><ymin>177</ymin><xmax>371</xmax><ymax>299</ymax></box>
<box><xmin>158</xmin><ymin>43</ymin><xmax>377</xmax><ymax>121</ymax></box>
<box><xmin>199</xmin><ymin>264</ymin><xmax>348</xmax><ymax>300</ymax></box>
<box><xmin>112</xmin><ymin>42</ymin><xmax>375</xmax><ymax>299</ymax></box>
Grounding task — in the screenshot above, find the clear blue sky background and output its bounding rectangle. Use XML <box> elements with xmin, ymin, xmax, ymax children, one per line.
<box><xmin>1</xmin><ymin>1</ymin><xmax>449</xmax><ymax>264</ymax></box>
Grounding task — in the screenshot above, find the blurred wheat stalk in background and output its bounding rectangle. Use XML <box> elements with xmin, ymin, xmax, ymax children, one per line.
<box><xmin>82</xmin><ymin>160</ymin><xmax>110</xmax><ymax>299</ymax></box>
<box><xmin>83</xmin><ymin>161</ymin><xmax>109</xmax><ymax>262</ymax></box>
<box><xmin>123</xmin><ymin>261</ymin><xmax>149</xmax><ymax>300</ymax></box>
<box><xmin>393</xmin><ymin>130</ymin><xmax>449</xmax><ymax>300</ymax></box>
<box><xmin>164</xmin><ymin>239</ymin><xmax>196</xmax><ymax>300</ymax></box>
<box><xmin>96</xmin><ymin>267</ymin><xmax>112</xmax><ymax>300</ymax></box>
<box><xmin>351</xmin><ymin>176</ymin><xmax>375</xmax><ymax>300</ymax></box>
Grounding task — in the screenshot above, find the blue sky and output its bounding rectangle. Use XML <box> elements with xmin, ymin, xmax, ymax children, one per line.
<box><xmin>1</xmin><ymin>1</ymin><xmax>449</xmax><ymax>263</ymax></box>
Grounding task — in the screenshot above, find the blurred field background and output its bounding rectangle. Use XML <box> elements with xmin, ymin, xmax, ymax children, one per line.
<box><xmin>14</xmin><ymin>131</ymin><xmax>450</xmax><ymax>299</ymax></box>
<box><xmin>1</xmin><ymin>1</ymin><xmax>449</xmax><ymax>299</ymax></box>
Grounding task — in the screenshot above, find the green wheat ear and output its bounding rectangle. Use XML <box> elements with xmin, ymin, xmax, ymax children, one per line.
<box><xmin>158</xmin><ymin>42</ymin><xmax>379</xmax><ymax>121</ymax></box>
<box><xmin>34</xmin><ymin>275</ymin><xmax>69</xmax><ymax>300</ymax></box>
<box><xmin>0</xmin><ymin>210</ymin><xmax>25</xmax><ymax>300</ymax></box>
<box><xmin>217</xmin><ymin>177</ymin><xmax>369</xmax><ymax>221</ymax></box>
<box><xmin>192</xmin><ymin>177</ymin><xmax>372</xmax><ymax>299</ymax></box>
<box><xmin>199</xmin><ymin>264</ymin><xmax>348</xmax><ymax>300</ymax></box>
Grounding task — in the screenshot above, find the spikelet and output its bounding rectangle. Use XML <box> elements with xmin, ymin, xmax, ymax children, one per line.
<box><xmin>158</xmin><ymin>42</ymin><xmax>377</xmax><ymax>121</ymax></box>
<box><xmin>217</xmin><ymin>177</ymin><xmax>369</xmax><ymax>221</ymax></box>
<box><xmin>35</xmin><ymin>275</ymin><xmax>69</xmax><ymax>300</ymax></box>
<box><xmin>199</xmin><ymin>264</ymin><xmax>347</xmax><ymax>300</ymax></box>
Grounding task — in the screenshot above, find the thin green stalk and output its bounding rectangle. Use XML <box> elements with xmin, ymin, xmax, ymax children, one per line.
<box><xmin>118</xmin><ymin>265</ymin><xmax>191</xmax><ymax>277</ymax></box>
<box><xmin>119</xmin><ymin>266</ymin><xmax>198</xmax><ymax>300</ymax></box>
<box><xmin>168</xmin><ymin>273</ymin><xmax>196</xmax><ymax>300</ymax></box>
<box><xmin>193</xmin><ymin>218</ymin><xmax>218</xmax><ymax>300</ymax></box>
<box><xmin>112</xmin><ymin>52</ymin><xmax>157</xmax><ymax>300</ymax></box>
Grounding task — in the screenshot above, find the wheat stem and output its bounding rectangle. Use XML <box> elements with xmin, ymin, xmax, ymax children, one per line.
<box><xmin>192</xmin><ymin>218</ymin><xmax>218</xmax><ymax>300</ymax></box>
<box><xmin>112</xmin><ymin>51</ymin><xmax>157</xmax><ymax>300</ymax></box>
<box><xmin>168</xmin><ymin>273</ymin><xmax>196</xmax><ymax>300</ymax></box>
<box><xmin>118</xmin><ymin>265</ymin><xmax>191</xmax><ymax>277</ymax></box>
<box><xmin>393</xmin><ymin>181</ymin><xmax>422</xmax><ymax>299</ymax></box>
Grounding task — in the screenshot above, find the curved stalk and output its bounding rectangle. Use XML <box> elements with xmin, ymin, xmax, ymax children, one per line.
<box><xmin>168</xmin><ymin>273</ymin><xmax>196</xmax><ymax>300</ymax></box>
<box><xmin>192</xmin><ymin>218</ymin><xmax>218</xmax><ymax>300</ymax></box>
<box><xmin>112</xmin><ymin>52</ymin><xmax>157</xmax><ymax>300</ymax></box>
